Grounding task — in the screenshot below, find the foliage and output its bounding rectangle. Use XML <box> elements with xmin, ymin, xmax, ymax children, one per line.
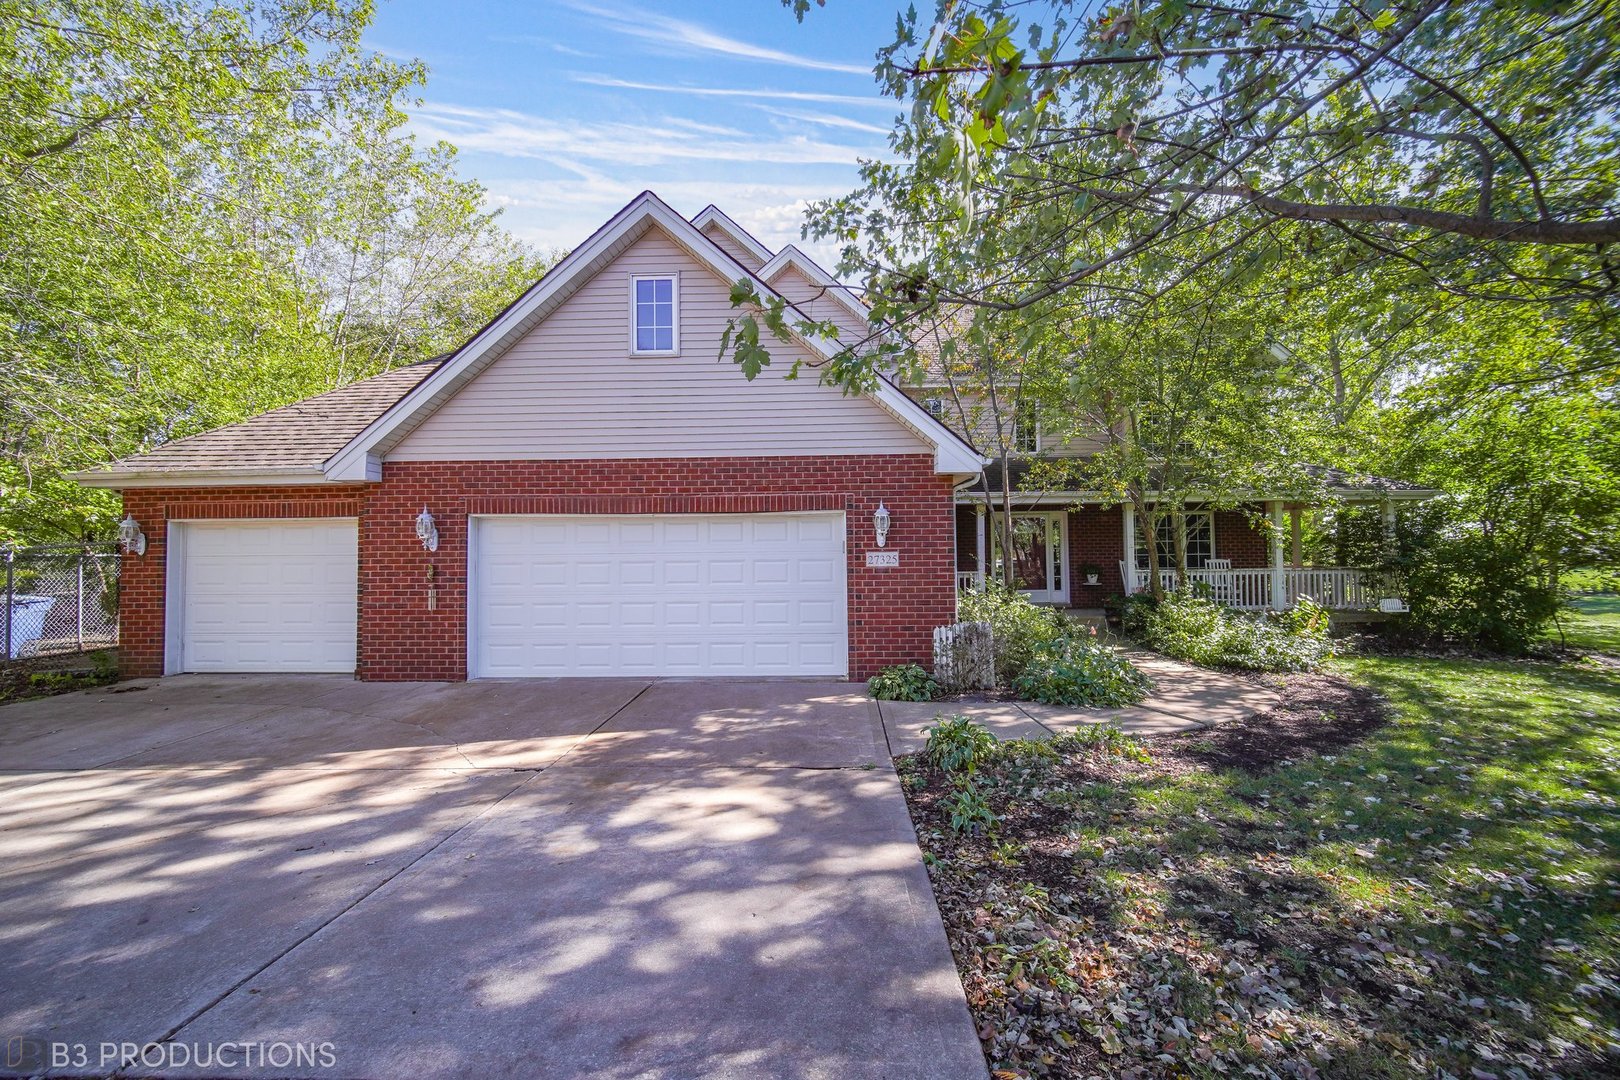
<box><xmin>1546</xmin><ymin>595</ymin><xmax>1620</xmax><ymax>657</ymax></box>
<box><xmin>0</xmin><ymin>0</ymin><xmax>552</xmax><ymax>544</ymax></box>
<box><xmin>922</xmin><ymin>714</ymin><xmax>999</xmax><ymax>776</ymax></box>
<box><xmin>904</xmin><ymin>652</ymin><xmax>1620</xmax><ymax>1077</ymax></box>
<box><xmin>1400</xmin><ymin>528</ymin><xmax>1565</xmax><ymax>655</ymax></box>
<box><xmin>867</xmin><ymin>662</ymin><xmax>941</xmax><ymax>702</ymax></box>
<box><xmin>943</xmin><ymin>777</ymin><xmax>998</xmax><ymax>836</ymax></box>
<box><xmin>957</xmin><ymin>583</ymin><xmax>1065</xmax><ymax>681</ymax></box>
<box><xmin>1136</xmin><ymin>592</ymin><xmax>1332</xmax><ymax>672</ymax></box>
<box><xmin>1011</xmin><ymin>634</ymin><xmax>1150</xmax><ymax>708</ymax></box>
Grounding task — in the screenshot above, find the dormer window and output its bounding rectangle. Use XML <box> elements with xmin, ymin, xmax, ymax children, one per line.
<box><xmin>630</xmin><ymin>274</ymin><xmax>678</xmax><ymax>355</ymax></box>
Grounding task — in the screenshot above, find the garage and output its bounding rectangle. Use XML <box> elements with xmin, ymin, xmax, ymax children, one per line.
<box><xmin>470</xmin><ymin>512</ymin><xmax>848</xmax><ymax>678</ymax></box>
<box><xmin>168</xmin><ymin>519</ymin><xmax>359</xmax><ymax>673</ymax></box>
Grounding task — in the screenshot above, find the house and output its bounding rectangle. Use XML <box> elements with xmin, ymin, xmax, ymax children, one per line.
<box><xmin>72</xmin><ymin>193</ymin><xmax>983</xmax><ymax>681</ymax></box>
<box><xmin>73</xmin><ymin>192</ymin><xmax>1433</xmax><ymax>683</ymax></box>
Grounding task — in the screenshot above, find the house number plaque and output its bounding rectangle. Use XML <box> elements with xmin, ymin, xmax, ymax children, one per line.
<box><xmin>865</xmin><ymin>551</ymin><xmax>900</xmax><ymax>567</ymax></box>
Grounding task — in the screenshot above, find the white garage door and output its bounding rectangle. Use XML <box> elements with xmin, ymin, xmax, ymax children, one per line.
<box><xmin>471</xmin><ymin>513</ymin><xmax>847</xmax><ymax>677</ymax></box>
<box><xmin>172</xmin><ymin>519</ymin><xmax>358</xmax><ymax>673</ymax></box>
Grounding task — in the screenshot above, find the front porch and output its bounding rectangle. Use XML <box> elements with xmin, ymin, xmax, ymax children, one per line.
<box><xmin>955</xmin><ymin>500</ymin><xmax>1398</xmax><ymax>613</ymax></box>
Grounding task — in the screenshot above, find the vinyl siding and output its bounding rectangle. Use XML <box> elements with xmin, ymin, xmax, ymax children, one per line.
<box><xmin>900</xmin><ymin>389</ymin><xmax>1113</xmax><ymax>456</ymax></box>
<box><xmin>769</xmin><ymin>264</ymin><xmax>870</xmax><ymax>343</ymax></box>
<box><xmin>701</xmin><ymin>222</ymin><xmax>766</xmax><ymax>273</ymax></box>
<box><xmin>388</xmin><ymin>227</ymin><xmax>929</xmax><ymax>461</ymax></box>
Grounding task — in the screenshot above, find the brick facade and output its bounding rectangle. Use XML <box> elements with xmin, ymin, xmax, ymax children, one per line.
<box><xmin>117</xmin><ymin>454</ymin><xmax>957</xmax><ymax>682</ymax></box>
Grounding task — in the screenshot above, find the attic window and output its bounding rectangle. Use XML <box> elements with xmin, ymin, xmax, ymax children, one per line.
<box><xmin>630</xmin><ymin>274</ymin><xmax>678</xmax><ymax>355</ymax></box>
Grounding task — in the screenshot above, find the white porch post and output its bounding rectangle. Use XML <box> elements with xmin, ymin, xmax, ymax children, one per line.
<box><xmin>1121</xmin><ymin>503</ymin><xmax>1136</xmax><ymax>595</ymax></box>
<box><xmin>1268</xmin><ymin>500</ymin><xmax>1286</xmax><ymax>610</ymax></box>
<box><xmin>975</xmin><ymin>504</ymin><xmax>987</xmax><ymax>585</ymax></box>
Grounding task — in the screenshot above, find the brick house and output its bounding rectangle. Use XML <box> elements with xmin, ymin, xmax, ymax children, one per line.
<box><xmin>74</xmin><ymin>194</ymin><xmax>983</xmax><ymax>681</ymax></box>
<box><xmin>74</xmin><ymin>192</ymin><xmax>1431</xmax><ymax>682</ymax></box>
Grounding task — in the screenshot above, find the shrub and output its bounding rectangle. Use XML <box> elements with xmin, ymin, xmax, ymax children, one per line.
<box><xmin>943</xmin><ymin>777</ymin><xmax>998</xmax><ymax>835</ymax></box>
<box><xmin>1402</xmin><ymin>534</ymin><xmax>1563</xmax><ymax>654</ymax></box>
<box><xmin>868</xmin><ymin>662</ymin><xmax>940</xmax><ymax>701</ymax></box>
<box><xmin>1012</xmin><ymin>635</ymin><xmax>1151</xmax><ymax>707</ymax></box>
<box><xmin>922</xmin><ymin>714</ymin><xmax>998</xmax><ymax>774</ymax></box>
<box><xmin>1135</xmin><ymin>592</ymin><xmax>1331</xmax><ymax>672</ymax></box>
<box><xmin>958</xmin><ymin>583</ymin><xmax>1065</xmax><ymax>680</ymax></box>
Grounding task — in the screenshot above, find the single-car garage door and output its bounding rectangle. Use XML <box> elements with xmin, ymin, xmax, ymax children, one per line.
<box><xmin>471</xmin><ymin>513</ymin><xmax>847</xmax><ymax>677</ymax></box>
<box><xmin>170</xmin><ymin>519</ymin><xmax>359</xmax><ymax>673</ymax></box>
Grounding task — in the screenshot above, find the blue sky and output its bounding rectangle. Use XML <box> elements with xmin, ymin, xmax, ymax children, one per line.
<box><xmin>365</xmin><ymin>0</ymin><xmax>909</xmax><ymax>264</ymax></box>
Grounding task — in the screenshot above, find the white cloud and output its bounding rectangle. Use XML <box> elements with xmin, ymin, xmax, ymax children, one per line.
<box><xmin>483</xmin><ymin>176</ymin><xmax>850</xmax><ymax>268</ymax></box>
<box><xmin>574</xmin><ymin>74</ymin><xmax>894</xmax><ymax>109</ymax></box>
<box><xmin>564</xmin><ymin>1</ymin><xmax>870</xmax><ymax>75</ymax></box>
<box><xmin>410</xmin><ymin>101</ymin><xmax>879</xmax><ymax>169</ymax></box>
<box><xmin>750</xmin><ymin>105</ymin><xmax>893</xmax><ymax>136</ymax></box>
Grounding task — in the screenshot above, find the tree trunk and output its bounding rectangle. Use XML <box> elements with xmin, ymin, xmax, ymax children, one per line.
<box><xmin>1171</xmin><ymin>503</ymin><xmax>1189</xmax><ymax>589</ymax></box>
<box><xmin>1132</xmin><ymin>493</ymin><xmax>1163</xmax><ymax>600</ymax></box>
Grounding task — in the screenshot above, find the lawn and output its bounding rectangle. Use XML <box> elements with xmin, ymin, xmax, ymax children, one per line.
<box><xmin>901</xmin><ymin>655</ymin><xmax>1620</xmax><ymax>1078</ymax></box>
<box><xmin>1546</xmin><ymin>595</ymin><xmax>1620</xmax><ymax>658</ymax></box>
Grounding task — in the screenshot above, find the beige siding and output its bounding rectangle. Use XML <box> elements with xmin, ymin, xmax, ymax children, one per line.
<box><xmin>769</xmin><ymin>264</ymin><xmax>870</xmax><ymax>344</ymax></box>
<box><xmin>899</xmin><ymin>389</ymin><xmax>1114</xmax><ymax>456</ymax></box>
<box><xmin>701</xmin><ymin>222</ymin><xmax>766</xmax><ymax>273</ymax></box>
<box><xmin>388</xmin><ymin>227</ymin><xmax>929</xmax><ymax>461</ymax></box>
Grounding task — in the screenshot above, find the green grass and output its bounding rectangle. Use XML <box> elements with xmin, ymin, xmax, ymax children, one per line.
<box><xmin>905</xmin><ymin>654</ymin><xmax>1620</xmax><ymax>1077</ymax></box>
<box><xmin>1547</xmin><ymin>594</ymin><xmax>1620</xmax><ymax>656</ymax></box>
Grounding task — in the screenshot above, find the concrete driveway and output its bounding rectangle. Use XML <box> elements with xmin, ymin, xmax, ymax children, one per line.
<box><xmin>0</xmin><ymin>676</ymin><xmax>985</xmax><ymax>1080</ymax></box>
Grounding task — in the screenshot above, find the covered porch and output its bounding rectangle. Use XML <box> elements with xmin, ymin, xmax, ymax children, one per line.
<box><xmin>955</xmin><ymin>475</ymin><xmax>1433</xmax><ymax>612</ymax></box>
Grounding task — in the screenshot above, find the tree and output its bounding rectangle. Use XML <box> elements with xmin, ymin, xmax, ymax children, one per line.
<box><xmin>0</xmin><ymin>0</ymin><xmax>551</xmax><ymax>544</ymax></box>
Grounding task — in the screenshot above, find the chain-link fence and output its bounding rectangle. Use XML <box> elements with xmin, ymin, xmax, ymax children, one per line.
<box><xmin>3</xmin><ymin>544</ymin><xmax>120</xmax><ymax>660</ymax></box>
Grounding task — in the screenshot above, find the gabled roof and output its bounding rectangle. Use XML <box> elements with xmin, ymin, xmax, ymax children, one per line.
<box><xmin>690</xmin><ymin>205</ymin><xmax>775</xmax><ymax>266</ymax></box>
<box><xmin>73</xmin><ymin>193</ymin><xmax>984</xmax><ymax>488</ymax></box>
<box><xmin>759</xmin><ymin>244</ymin><xmax>872</xmax><ymax>329</ymax></box>
<box><xmin>324</xmin><ymin>191</ymin><xmax>983</xmax><ymax>480</ymax></box>
<box><xmin>72</xmin><ymin>360</ymin><xmax>446</xmax><ymax>487</ymax></box>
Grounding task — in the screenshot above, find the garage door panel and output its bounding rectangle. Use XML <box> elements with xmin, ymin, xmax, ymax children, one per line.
<box><xmin>471</xmin><ymin>513</ymin><xmax>847</xmax><ymax>678</ymax></box>
<box><xmin>177</xmin><ymin>520</ymin><xmax>358</xmax><ymax>674</ymax></box>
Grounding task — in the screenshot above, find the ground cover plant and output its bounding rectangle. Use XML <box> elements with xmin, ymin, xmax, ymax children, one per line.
<box><xmin>900</xmin><ymin>655</ymin><xmax>1620</xmax><ymax>1078</ymax></box>
<box><xmin>868</xmin><ymin>662</ymin><xmax>942</xmax><ymax>701</ymax></box>
<box><xmin>1128</xmin><ymin>591</ymin><xmax>1332</xmax><ymax>673</ymax></box>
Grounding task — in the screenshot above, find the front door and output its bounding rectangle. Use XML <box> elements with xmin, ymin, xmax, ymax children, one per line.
<box><xmin>991</xmin><ymin>512</ymin><xmax>1068</xmax><ymax>604</ymax></box>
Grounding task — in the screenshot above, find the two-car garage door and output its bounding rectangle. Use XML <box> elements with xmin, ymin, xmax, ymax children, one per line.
<box><xmin>470</xmin><ymin>513</ymin><xmax>848</xmax><ymax>678</ymax></box>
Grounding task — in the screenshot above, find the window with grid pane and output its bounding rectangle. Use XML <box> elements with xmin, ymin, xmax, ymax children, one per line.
<box><xmin>631</xmin><ymin>275</ymin><xmax>677</xmax><ymax>353</ymax></box>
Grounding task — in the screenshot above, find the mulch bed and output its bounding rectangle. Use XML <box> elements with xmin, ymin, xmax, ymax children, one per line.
<box><xmin>0</xmin><ymin>649</ymin><xmax>118</xmax><ymax>706</ymax></box>
<box><xmin>1157</xmin><ymin>671</ymin><xmax>1387</xmax><ymax>771</ymax></box>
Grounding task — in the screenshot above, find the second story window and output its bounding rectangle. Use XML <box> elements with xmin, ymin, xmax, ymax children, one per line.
<box><xmin>924</xmin><ymin>396</ymin><xmax>947</xmax><ymax>421</ymax></box>
<box><xmin>1012</xmin><ymin>402</ymin><xmax>1040</xmax><ymax>454</ymax></box>
<box><xmin>631</xmin><ymin>274</ymin><xmax>678</xmax><ymax>354</ymax></box>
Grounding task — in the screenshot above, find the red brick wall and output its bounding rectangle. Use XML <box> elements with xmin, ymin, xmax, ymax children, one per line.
<box><xmin>1067</xmin><ymin>504</ymin><xmax>1126</xmax><ymax>601</ymax></box>
<box><xmin>1216</xmin><ymin>507</ymin><xmax>1271</xmax><ymax>568</ymax></box>
<box><xmin>116</xmin><ymin>455</ymin><xmax>956</xmax><ymax>682</ymax></box>
<box><xmin>117</xmin><ymin>486</ymin><xmax>367</xmax><ymax>678</ymax></box>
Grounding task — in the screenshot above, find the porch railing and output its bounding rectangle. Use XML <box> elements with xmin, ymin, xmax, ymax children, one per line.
<box><xmin>1119</xmin><ymin>564</ymin><xmax>1368</xmax><ymax>610</ymax></box>
<box><xmin>956</xmin><ymin>570</ymin><xmax>985</xmax><ymax>593</ymax></box>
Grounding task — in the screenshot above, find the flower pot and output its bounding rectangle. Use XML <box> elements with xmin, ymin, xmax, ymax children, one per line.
<box><xmin>1084</xmin><ymin>574</ymin><xmax>1100</xmax><ymax>586</ymax></box>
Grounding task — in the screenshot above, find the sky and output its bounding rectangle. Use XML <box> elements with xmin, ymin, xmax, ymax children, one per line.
<box><xmin>364</xmin><ymin>0</ymin><xmax>910</xmax><ymax>265</ymax></box>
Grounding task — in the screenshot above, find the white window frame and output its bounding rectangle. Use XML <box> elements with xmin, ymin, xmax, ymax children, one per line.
<box><xmin>1135</xmin><ymin>509</ymin><xmax>1216</xmax><ymax>570</ymax></box>
<box><xmin>629</xmin><ymin>272</ymin><xmax>680</xmax><ymax>356</ymax></box>
<box><xmin>1011</xmin><ymin>402</ymin><xmax>1040</xmax><ymax>454</ymax></box>
<box><xmin>924</xmin><ymin>396</ymin><xmax>947</xmax><ymax>421</ymax></box>
<box><xmin>989</xmin><ymin>510</ymin><xmax>1069</xmax><ymax>605</ymax></box>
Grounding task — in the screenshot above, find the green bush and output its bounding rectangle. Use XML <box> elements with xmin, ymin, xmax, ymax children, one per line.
<box><xmin>922</xmin><ymin>714</ymin><xmax>999</xmax><ymax>774</ymax></box>
<box><xmin>1135</xmin><ymin>592</ymin><xmax>1332</xmax><ymax>672</ymax></box>
<box><xmin>1011</xmin><ymin>634</ymin><xmax>1151</xmax><ymax>707</ymax></box>
<box><xmin>958</xmin><ymin>583</ymin><xmax>1065</xmax><ymax>680</ymax></box>
<box><xmin>1402</xmin><ymin>534</ymin><xmax>1564</xmax><ymax>654</ymax></box>
<box><xmin>943</xmin><ymin>777</ymin><xmax>998</xmax><ymax>835</ymax></box>
<box><xmin>868</xmin><ymin>662</ymin><xmax>941</xmax><ymax>701</ymax></box>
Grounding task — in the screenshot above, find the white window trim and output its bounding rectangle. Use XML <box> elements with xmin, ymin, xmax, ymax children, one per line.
<box><xmin>1135</xmin><ymin>509</ymin><xmax>1216</xmax><ymax>570</ymax></box>
<box><xmin>629</xmin><ymin>272</ymin><xmax>680</xmax><ymax>356</ymax></box>
<box><xmin>991</xmin><ymin>510</ymin><xmax>1069</xmax><ymax>605</ymax></box>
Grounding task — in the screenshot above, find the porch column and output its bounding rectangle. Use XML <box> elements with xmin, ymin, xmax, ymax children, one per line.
<box><xmin>1290</xmin><ymin>504</ymin><xmax>1303</xmax><ymax>568</ymax></box>
<box><xmin>1268</xmin><ymin>500</ymin><xmax>1287</xmax><ymax>609</ymax></box>
<box><xmin>975</xmin><ymin>504</ymin><xmax>987</xmax><ymax>584</ymax></box>
<box><xmin>1121</xmin><ymin>503</ymin><xmax>1136</xmax><ymax>595</ymax></box>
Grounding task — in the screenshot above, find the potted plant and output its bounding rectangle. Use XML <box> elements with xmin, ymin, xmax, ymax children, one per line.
<box><xmin>1080</xmin><ymin>562</ymin><xmax>1102</xmax><ymax>586</ymax></box>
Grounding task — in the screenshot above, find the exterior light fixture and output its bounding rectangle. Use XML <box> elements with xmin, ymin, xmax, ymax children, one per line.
<box><xmin>117</xmin><ymin>514</ymin><xmax>147</xmax><ymax>556</ymax></box>
<box><xmin>872</xmin><ymin>502</ymin><xmax>892</xmax><ymax>548</ymax></box>
<box><xmin>414</xmin><ymin>507</ymin><xmax>440</xmax><ymax>552</ymax></box>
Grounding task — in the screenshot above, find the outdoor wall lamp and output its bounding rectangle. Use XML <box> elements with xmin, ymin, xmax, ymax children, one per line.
<box><xmin>873</xmin><ymin>501</ymin><xmax>892</xmax><ymax>548</ymax></box>
<box><xmin>117</xmin><ymin>514</ymin><xmax>147</xmax><ymax>556</ymax></box>
<box><xmin>415</xmin><ymin>507</ymin><xmax>440</xmax><ymax>552</ymax></box>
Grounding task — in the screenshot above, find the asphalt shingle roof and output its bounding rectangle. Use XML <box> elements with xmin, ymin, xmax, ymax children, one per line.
<box><xmin>84</xmin><ymin>359</ymin><xmax>446</xmax><ymax>475</ymax></box>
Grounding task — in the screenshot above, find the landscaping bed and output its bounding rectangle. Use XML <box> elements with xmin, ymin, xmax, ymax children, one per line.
<box><xmin>900</xmin><ymin>656</ymin><xmax>1620</xmax><ymax>1078</ymax></box>
<box><xmin>0</xmin><ymin>649</ymin><xmax>118</xmax><ymax>706</ymax></box>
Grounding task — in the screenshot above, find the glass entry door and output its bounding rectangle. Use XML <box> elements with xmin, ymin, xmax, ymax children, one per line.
<box><xmin>990</xmin><ymin>512</ymin><xmax>1067</xmax><ymax>604</ymax></box>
